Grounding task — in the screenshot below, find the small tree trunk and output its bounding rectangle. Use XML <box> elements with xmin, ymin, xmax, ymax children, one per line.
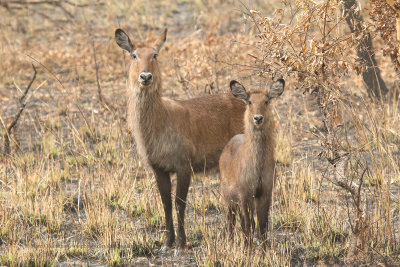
<box><xmin>343</xmin><ymin>0</ymin><xmax>389</xmax><ymax>99</ymax></box>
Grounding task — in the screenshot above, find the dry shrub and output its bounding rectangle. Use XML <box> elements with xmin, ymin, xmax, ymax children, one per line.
<box><xmin>370</xmin><ymin>0</ymin><xmax>400</xmax><ymax>80</ymax></box>
<box><xmin>249</xmin><ymin>0</ymin><xmax>400</xmax><ymax>262</ymax></box>
<box><xmin>1</xmin><ymin>0</ymin><xmax>400</xmax><ymax>265</ymax></box>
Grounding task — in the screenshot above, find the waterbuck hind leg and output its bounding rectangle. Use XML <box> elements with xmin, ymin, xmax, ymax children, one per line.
<box><xmin>255</xmin><ymin>189</ymin><xmax>273</xmax><ymax>249</ymax></box>
<box><xmin>153</xmin><ymin>167</ymin><xmax>175</xmax><ymax>248</ymax></box>
<box><xmin>175</xmin><ymin>168</ymin><xmax>191</xmax><ymax>250</ymax></box>
<box><xmin>226</xmin><ymin>204</ymin><xmax>237</xmax><ymax>240</ymax></box>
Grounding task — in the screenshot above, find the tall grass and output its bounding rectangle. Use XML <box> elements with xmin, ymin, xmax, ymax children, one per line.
<box><xmin>0</xmin><ymin>0</ymin><xmax>399</xmax><ymax>265</ymax></box>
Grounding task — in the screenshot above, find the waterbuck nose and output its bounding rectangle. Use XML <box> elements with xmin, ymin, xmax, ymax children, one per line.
<box><xmin>253</xmin><ymin>115</ymin><xmax>264</xmax><ymax>125</ymax></box>
<box><xmin>139</xmin><ymin>72</ymin><xmax>153</xmax><ymax>83</ymax></box>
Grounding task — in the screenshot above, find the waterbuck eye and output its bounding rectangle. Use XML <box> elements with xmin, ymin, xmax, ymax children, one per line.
<box><xmin>248</xmin><ymin>100</ymin><xmax>252</xmax><ymax>105</ymax></box>
<box><xmin>153</xmin><ymin>53</ymin><xmax>158</xmax><ymax>59</ymax></box>
<box><xmin>131</xmin><ymin>52</ymin><xmax>137</xmax><ymax>60</ymax></box>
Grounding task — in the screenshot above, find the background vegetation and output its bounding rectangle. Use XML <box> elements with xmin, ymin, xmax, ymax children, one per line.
<box><xmin>0</xmin><ymin>0</ymin><xmax>400</xmax><ymax>266</ymax></box>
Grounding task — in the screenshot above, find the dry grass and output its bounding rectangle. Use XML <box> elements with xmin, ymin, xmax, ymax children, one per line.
<box><xmin>0</xmin><ymin>0</ymin><xmax>400</xmax><ymax>266</ymax></box>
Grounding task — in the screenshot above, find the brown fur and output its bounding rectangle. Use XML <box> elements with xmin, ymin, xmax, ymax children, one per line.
<box><xmin>115</xmin><ymin>28</ymin><xmax>245</xmax><ymax>250</ymax></box>
<box><xmin>219</xmin><ymin>80</ymin><xmax>284</xmax><ymax>248</ymax></box>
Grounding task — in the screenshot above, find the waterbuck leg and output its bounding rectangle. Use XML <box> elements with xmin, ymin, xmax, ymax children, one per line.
<box><xmin>239</xmin><ymin>200</ymin><xmax>254</xmax><ymax>246</ymax></box>
<box><xmin>153</xmin><ymin>167</ymin><xmax>174</xmax><ymax>248</ymax></box>
<box><xmin>175</xmin><ymin>168</ymin><xmax>191</xmax><ymax>250</ymax></box>
<box><xmin>227</xmin><ymin>204</ymin><xmax>237</xmax><ymax>240</ymax></box>
<box><xmin>255</xmin><ymin>188</ymin><xmax>272</xmax><ymax>249</ymax></box>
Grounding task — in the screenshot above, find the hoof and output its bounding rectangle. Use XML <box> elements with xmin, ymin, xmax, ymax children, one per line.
<box><xmin>173</xmin><ymin>248</ymin><xmax>186</xmax><ymax>258</ymax></box>
<box><xmin>159</xmin><ymin>246</ymin><xmax>172</xmax><ymax>256</ymax></box>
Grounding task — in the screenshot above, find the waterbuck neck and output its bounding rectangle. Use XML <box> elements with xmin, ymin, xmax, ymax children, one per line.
<box><xmin>242</xmin><ymin>112</ymin><xmax>275</xmax><ymax>174</ymax></box>
<box><xmin>244</xmin><ymin>109</ymin><xmax>274</xmax><ymax>146</ymax></box>
<box><xmin>127</xmin><ymin>75</ymin><xmax>167</xmax><ymax>166</ymax></box>
<box><xmin>127</xmin><ymin>78</ymin><xmax>166</xmax><ymax>130</ymax></box>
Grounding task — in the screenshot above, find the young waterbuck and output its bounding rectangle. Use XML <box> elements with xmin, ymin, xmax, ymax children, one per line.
<box><xmin>115</xmin><ymin>28</ymin><xmax>245</xmax><ymax>251</ymax></box>
<box><xmin>219</xmin><ymin>79</ymin><xmax>285</xmax><ymax>248</ymax></box>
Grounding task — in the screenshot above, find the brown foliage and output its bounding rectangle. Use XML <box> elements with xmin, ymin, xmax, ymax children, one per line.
<box><xmin>371</xmin><ymin>0</ymin><xmax>400</xmax><ymax>76</ymax></box>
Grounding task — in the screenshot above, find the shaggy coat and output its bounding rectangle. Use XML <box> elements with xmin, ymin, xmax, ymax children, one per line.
<box><xmin>219</xmin><ymin>79</ymin><xmax>284</xmax><ymax>247</ymax></box>
<box><xmin>115</xmin><ymin>28</ymin><xmax>245</xmax><ymax>250</ymax></box>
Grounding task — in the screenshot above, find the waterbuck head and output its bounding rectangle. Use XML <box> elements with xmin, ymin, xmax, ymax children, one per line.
<box><xmin>115</xmin><ymin>28</ymin><xmax>167</xmax><ymax>88</ymax></box>
<box><xmin>230</xmin><ymin>79</ymin><xmax>285</xmax><ymax>131</ymax></box>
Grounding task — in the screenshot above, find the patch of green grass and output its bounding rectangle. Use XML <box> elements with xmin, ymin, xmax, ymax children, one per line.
<box><xmin>15</xmin><ymin>152</ymin><xmax>35</xmax><ymax>169</ymax></box>
<box><xmin>63</xmin><ymin>196</ymin><xmax>84</xmax><ymax>213</ymax></box>
<box><xmin>274</xmin><ymin>214</ymin><xmax>304</xmax><ymax>231</ymax></box>
<box><xmin>57</xmin><ymin>106</ymin><xmax>68</xmax><ymax>116</ymax></box>
<box><xmin>41</xmin><ymin>135</ymin><xmax>60</xmax><ymax>159</ymax></box>
<box><xmin>107</xmin><ymin>194</ymin><xmax>119</xmax><ymax>210</ymax></box>
<box><xmin>96</xmin><ymin>142</ymin><xmax>117</xmax><ymax>165</ymax></box>
<box><xmin>66</xmin><ymin>154</ymin><xmax>95</xmax><ymax>167</ymax></box>
<box><xmin>0</xmin><ymin>218</ymin><xmax>10</xmax><ymax>241</ymax></box>
<box><xmin>192</xmin><ymin>198</ymin><xmax>218</xmax><ymax>214</ymax></box>
<box><xmin>66</xmin><ymin>241</ymin><xmax>89</xmax><ymax>258</ymax></box>
<box><xmin>0</xmin><ymin>251</ymin><xmax>14</xmax><ymax>266</ymax></box>
<box><xmin>126</xmin><ymin>203</ymin><xmax>146</xmax><ymax>217</ymax></box>
<box><xmin>84</xmin><ymin>223</ymin><xmax>104</xmax><ymax>240</ymax></box>
<box><xmin>43</xmin><ymin>170</ymin><xmax>64</xmax><ymax>190</ymax></box>
<box><xmin>188</xmin><ymin>224</ymin><xmax>204</xmax><ymax>247</ymax></box>
<box><xmin>22</xmin><ymin>213</ymin><xmax>61</xmax><ymax>234</ymax></box>
<box><xmin>303</xmin><ymin>214</ymin><xmax>348</xmax><ymax>260</ymax></box>
<box><xmin>364</xmin><ymin>174</ymin><xmax>383</xmax><ymax>186</ymax></box>
<box><xmin>44</xmin><ymin>118</ymin><xmax>62</xmax><ymax>131</ymax></box>
<box><xmin>79</xmin><ymin>125</ymin><xmax>95</xmax><ymax>141</ymax></box>
<box><xmin>275</xmin><ymin>128</ymin><xmax>292</xmax><ymax>166</ymax></box>
<box><xmin>130</xmin><ymin>237</ymin><xmax>161</xmax><ymax>257</ymax></box>
<box><xmin>104</xmin><ymin>248</ymin><xmax>123</xmax><ymax>266</ymax></box>
<box><xmin>384</xmin><ymin>129</ymin><xmax>400</xmax><ymax>145</ymax></box>
<box><xmin>144</xmin><ymin>211</ymin><xmax>163</xmax><ymax>230</ymax></box>
<box><xmin>0</xmin><ymin>246</ymin><xmax>59</xmax><ymax>266</ymax></box>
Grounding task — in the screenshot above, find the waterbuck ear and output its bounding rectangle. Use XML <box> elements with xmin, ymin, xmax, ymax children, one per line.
<box><xmin>230</xmin><ymin>80</ymin><xmax>249</xmax><ymax>101</ymax></box>
<box><xmin>267</xmin><ymin>79</ymin><xmax>285</xmax><ymax>99</ymax></box>
<box><xmin>115</xmin><ymin>29</ymin><xmax>134</xmax><ymax>53</ymax></box>
<box><xmin>154</xmin><ymin>28</ymin><xmax>167</xmax><ymax>52</ymax></box>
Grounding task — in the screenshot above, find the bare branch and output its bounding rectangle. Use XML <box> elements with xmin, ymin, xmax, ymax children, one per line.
<box><xmin>91</xmin><ymin>35</ymin><xmax>114</xmax><ymax>111</ymax></box>
<box><xmin>3</xmin><ymin>63</ymin><xmax>37</xmax><ymax>156</ymax></box>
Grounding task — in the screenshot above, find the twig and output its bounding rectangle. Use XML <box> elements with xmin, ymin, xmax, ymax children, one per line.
<box><xmin>63</xmin><ymin>1</ymin><xmax>104</xmax><ymax>8</ymax></box>
<box><xmin>27</xmin><ymin>54</ymin><xmax>65</xmax><ymax>90</ymax></box>
<box><xmin>3</xmin><ymin>63</ymin><xmax>37</xmax><ymax>156</ymax></box>
<box><xmin>56</xmin><ymin>2</ymin><xmax>74</xmax><ymax>19</ymax></box>
<box><xmin>27</xmin><ymin>54</ymin><xmax>100</xmax><ymax>134</ymax></box>
<box><xmin>91</xmin><ymin>35</ymin><xmax>113</xmax><ymax>111</ymax></box>
<box><xmin>1</xmin><ymin>0</ymin><xmax>59</xmax><ymax>5</ymax></box>
<box><xmin>0</xmin><ymin>0</ymin><xmax>76</xmax><ymax>20</ymax></box>
<box><xmin>238</xmin><ymin>0</ymin><xmax>262</xmax><ymax>35</ymax></box>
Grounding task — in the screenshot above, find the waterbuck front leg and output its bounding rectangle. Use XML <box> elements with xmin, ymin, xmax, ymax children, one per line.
<box><xmin>255</xmin><ymin>186</ymin><xmax>273</xmax><ymax>250</ymax></box>
<box><xmin>153</xmin><ymin>167</ymin><xmax>174</xmax><ymax>249</ymax></box>
<box><xmin>175</xmin><ymin>168</ymin><xmax>191</xmax><ymax>251</ymax></box>
<box><xmin>239</xmin><ymin>200</ymin><xmax>254</xmax><ymax>246</ymax></box>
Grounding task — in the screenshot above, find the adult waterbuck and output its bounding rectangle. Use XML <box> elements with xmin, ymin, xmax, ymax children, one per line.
<box><xmin>115</xmin><ymin>28</ymin><xmax>245</xmax><ymax>252</ymax></box>
<box><xmin>219</xmin><ymin>79</ymin><xmax>285</xmax><ymax>248</ymax></box>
